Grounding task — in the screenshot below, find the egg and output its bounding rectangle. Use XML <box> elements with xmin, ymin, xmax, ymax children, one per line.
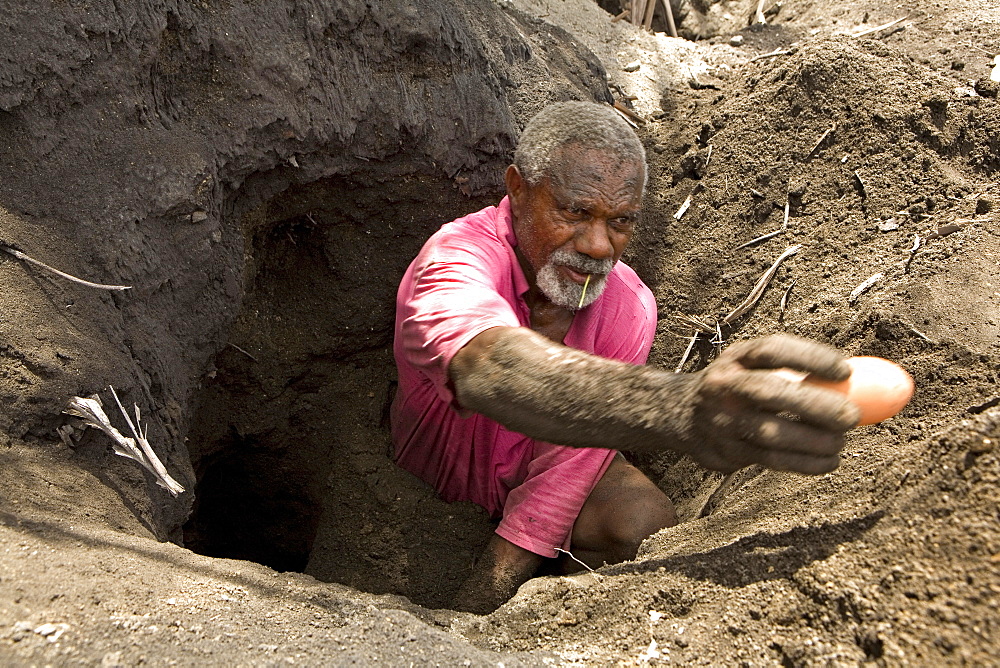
<box><xmin>803</xmin><ymin>356</ymin><xmax>914</xmax><ymax>426</ymax></box>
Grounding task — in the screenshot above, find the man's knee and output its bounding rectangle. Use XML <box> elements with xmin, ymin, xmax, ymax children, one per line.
<box><xmin>605</xmin><ymin>484</ymin><xmax>677</xmax><ymax>549</ymax></box>
<box><xmin>573</xmin><ymin>458</ymin><xmax>678</xmax><ymax>561</ymax></box>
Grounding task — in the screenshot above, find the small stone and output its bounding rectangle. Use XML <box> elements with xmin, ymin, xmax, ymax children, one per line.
<box><xmin>878</xmin><ymin>219</ymin><xmax>900</xmax><ymax>232</ymax></box>
<box><xmin>190</xmin><ymin>210</ymin><xmax>208</xmax><ymax>224</ymax></box>
<box><xmin>729</xmin><ymin>35</ymin><xmax>744</xmax><ymax>46</ymax></box>
<box><xmin>969</xmin><ymin>437</ymin><xmax>994</xmax><ymax>454</ymax></box>
<box><xmin>974</xmin><ymin>78</ymin><xmax>999</xmax><ymax>98</ymax></box>
<box><xmin>623</xmin><ymin>60</ymin><xmax>641</xmax><ymax>72</ymax></box>
<box><xmin>976</xmin><ymin>198</ymin><xmax>993</xmax><ymax>215</ymax></box>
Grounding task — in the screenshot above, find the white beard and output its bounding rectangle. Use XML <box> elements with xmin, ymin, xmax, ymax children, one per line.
<box><xmin>536</xmin><ymin>248</ymin><xmax>613</xmax><ymax>310</ymax></box>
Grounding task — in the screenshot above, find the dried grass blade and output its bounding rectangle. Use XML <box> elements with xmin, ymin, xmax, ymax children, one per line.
<box><xmin>721</xmin><ymin>244</ymin><xmax>802</xmax><ymax>325</ymax></box>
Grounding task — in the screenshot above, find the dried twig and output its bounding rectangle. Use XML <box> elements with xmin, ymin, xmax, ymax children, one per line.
<box><xmin>676</xmin><ymin>331</ymin><xmax>699</xmax><ymax>373</ymax></box>
<box><xmin>659</xmin><ymin>0</ymin><xmax>678</xmax><ymax>37</ymax></box>
<box><xmin>642</xmin><ymin>0</ymin><xmax>656</xmax><ymax>29</ymax></box>
<box><xmin>779</xmin><ymin>279</ymin><xmax>797</xmax><ymax>319</ymax></box>
<box><xmin>713</xmin><ymin>322</ymin><xmax>724</xmax><ymax>345</ymax></box>
<box><xmin>554</xmin><ymin>547</ymin><xmax>595</xmax><ymax>573</ymax></box>
<box><xmin>807</xmin><ymin>124</ymin><xmax>836</xmax><ymax>158</ymax></box>
<box><xmin>674</xmin><ymin>184</ymin><xmax>704</xmax><ymax>220</ymax></box>
<box><xmin>904</xmin><ymin>234</ymin><xmax>922</xmax><ymax>273</ymax></box>
<box><xmin>227</xmin><ymin>342</ymin><xmax>258</xmax><ymax>361</ymax></box>
<box><xmin>676</xmin><ymin>245</ymin><xmax>802</xmax><ymax>333</ymax></box>
<box><xmin>907</xmin><ymin>325</ymin><xmax>933</xmax><ymax>342</ymax></box>
<box><xmin>754</xmin><ymin>0</ymin><xmax>767</xmax><ymax>24</ymax></box>
<box><xmin>613</xmin><ymin>101</ymin><xmax>646</xmax><ymax>125</ymax></box>
<box><xmin>722</xmin><ymin>245</ymin><xmax>802</xmax><ymax>324</ymax></box>
<box><xmin>750</xmin><ymin>49</ymin><xmax>793</xmax><ymax>62</ymax></box>
<box><xmin>849</xmin><ymin>273</ymin><xmax>883</xmax><ymax>303</ymax></box>
<box><xmin>64</xmin><ymin>389</ymin><xmax>185</xmax><ymax>496</ymax></box>
<box><xmin>1</xmin><ymin>245</ymin><xmax>131</xmax><ymax>291</ymax></box>
<box><xmin>612</xmin><ymin>105</ymin><xmax>639</xmax><ymax>129</ymax></box>
<box><xmin>782</xmin><ymin>199</ymin><xmax>790</xmax><ymax>230</ymax></box>
<box><xmin>735</xmin><ymin>229</ymin><xmax>783</xmax><ymax>250</ymax></box>
<box><xmin>852</xmin><ymin>17</ymin><xmax>906</xmax><ymax>39</ymax></box>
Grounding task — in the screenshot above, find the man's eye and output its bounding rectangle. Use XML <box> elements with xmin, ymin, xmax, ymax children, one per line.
<box><xmin>611</xmin><ymin>218</ymin><xmax>635</xmax><ymax>231</ymax></box>
<box><xmin>564</xmin><ymin>207</ymin><xmax>586</xmax><ymax>218</ymax></box>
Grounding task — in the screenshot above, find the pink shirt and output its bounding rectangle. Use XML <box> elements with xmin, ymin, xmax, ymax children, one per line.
<box><xmin>391</xmin><ymin>197</ymin><xmax>657</xmax><ymax>557</ymax></box>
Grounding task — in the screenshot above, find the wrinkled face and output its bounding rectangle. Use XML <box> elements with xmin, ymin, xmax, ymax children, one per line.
<box><xmin>508</xmin><ymin>146</ymin><xmax>644</xmax><ymax>310</ymax></box>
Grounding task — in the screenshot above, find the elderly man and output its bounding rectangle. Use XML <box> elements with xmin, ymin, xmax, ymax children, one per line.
<box><xmin>391</xmin><ymin>101</ymin><xmax>858</xmax><ymax>612</ymax></box>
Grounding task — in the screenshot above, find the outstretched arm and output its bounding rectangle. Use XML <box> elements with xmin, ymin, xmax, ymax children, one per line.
<box><xmin>450</xmin><ymin>327</ymin><xmax>860</xmax><ymax>474</ymax></box>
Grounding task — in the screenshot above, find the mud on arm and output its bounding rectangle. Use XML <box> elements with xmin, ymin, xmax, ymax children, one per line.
<box><xmin>450</xmin><ymin>327</ymin><xmax>861</xmax><ymax>474</ymax></box>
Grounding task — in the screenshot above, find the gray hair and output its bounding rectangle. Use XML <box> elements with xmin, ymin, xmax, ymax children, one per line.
<box><xmin>513</xmin><ymin>101</ymin><xmax>647</xmax><ymax>187</ymax></box>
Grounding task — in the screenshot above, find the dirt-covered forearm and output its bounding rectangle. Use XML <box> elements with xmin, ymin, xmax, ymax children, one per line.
<box><xmin>451</xmin><ymin>327</ymin><xmax>701</xmax><ymax>455</ymax></box>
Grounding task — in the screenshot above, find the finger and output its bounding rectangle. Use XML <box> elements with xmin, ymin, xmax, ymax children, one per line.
<box><xmin>714</xmin><ymin>371</ymin><xmax>861</xmax><ymax>431</ymax></box>
<box><xmin>730</xmin><ymin>410</ymin><xmax>847</xmax><ymax>457</ymax></box>
<box><xmin>754</xmin><ymin>448</ymin><xmax>841</xmax><ymax>475</ymax></box>
<box><xmin>722</xmin><ymin>334</ymin><xmax>851</xmax><ymax>381</ymax></box>
<box><xmin>701</xmin><ymin>430</ymin><xmax>841</xmax><ymax>475</ymax></box>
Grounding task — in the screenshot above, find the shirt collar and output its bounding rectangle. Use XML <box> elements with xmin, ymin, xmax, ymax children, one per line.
<box><xmin>497</xmin><ymin>196</ymin><xmax>531</xmax><ymax>299</ymax></box>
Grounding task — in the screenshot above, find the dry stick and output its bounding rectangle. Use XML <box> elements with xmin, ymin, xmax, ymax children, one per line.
<box><xmin>577</xmin><ymin>274</ymin><xmax>592</xmax><ymax>309</ymax></box>
<box><xmin>228</xmin><ymin>342</ymin><xmax>258</xmax><ymax>361</ymax></box>
<box><xmin>852</xmin><ymin>17</ymin><xmax>906</xmax><ymax>38</ymax></box>
<box><xmin>754</xmin><ymin>0</ymin><xmax>767</xmax><ymax>24</ymax></box>
<box><xmin>904</xmin><ymin>234</ymin><xmax>922</xmax><ymax>273</ymax></box>
<box><xmin>612</xmin><ymin>8</ymin><xmax>630</xmax><ymax>22</ymax></box>
<box><xmin>779</xmin><ymin>279</ymin><xmax>797</xmax><ymax>318</ymax></box>
<box><xmin>612</xmin><ymin>105</ymin><xmax>640</xmax><ymax>129</ymax></box>
<box><xmin>108</xmin><ymin>385</ymin><xmax>185</xmax><ymax>497</ymax></box>
<box><xmin>735</xmin><ymin>229</ymin><xmax>783</xmax><ymax>250</ymax></box>
<box><xmin>676</xmin><ymin>331</ymin><xmax>699</xmax><ymax>373</ymax></box>
<box><xmin>674</xmin><ymin>184</ymin><xmax>703</xmax><ymax>220</ymax></box>
<box><xmin>1</xmin><ymin>246</ymin><xmax>131</xmax><ymax>291</ymax></box>
<box><xmin>849</xmin><ymin>272</ymin><xmax>883</xmax><ymax>303</ymax></box>
<box><xmin>630</xmin><ymin>0</ymin><xmax>644</xmax><ymax>24</ymax></box>
<box><xmin>675</xmin><ymin>245</ymin><xmax>802</xmax><ymax>333</ymax></box>
<box><xmin>659</xmin><ymin>0</ymin><xmax>678</xmax><ymax>37</ymax></box>
<box><xmin>808</xmin><ymin>124</ymin><xmax>837</xmax><ymax>158</ymax></box>
<box><xmin>643</xmin><ymin>0</ymin><xmax>657</xmax><ymax>30</ymax></box>
<box><xmin>750</xmin><ymin>49</ymin><xmax>793</xmax><ymax>62</ymax></box>
<box><xmin>720</xmin><ymin>244</ymin><xmax>801</xmax><ymax>325</ymax></box>
<box><xmin>674</xmin><ymin>193</ymin><xmax>695</xmax><ymax>220</ymax></box>
<box><xmin>554</xmin><ymin>548</ymin><xmax>596</xmax><ymax>573</ymax></box>
<box><xmin>613</xmin><ymin>101</ymin><xmax>646</xmax><ymax>125</ymax></box>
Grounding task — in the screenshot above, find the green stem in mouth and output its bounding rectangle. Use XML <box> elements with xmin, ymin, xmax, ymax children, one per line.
<box><xmin>577</xmin><ymin>274</ymin><xmax>591</xmax><ymax>309</ymax></box>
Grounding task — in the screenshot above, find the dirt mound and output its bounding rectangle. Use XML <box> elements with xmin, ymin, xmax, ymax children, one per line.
<box><xmin>465</xmin><ymin>23</ymin><xmax>1000</xmax><ymax>667</ymax></box>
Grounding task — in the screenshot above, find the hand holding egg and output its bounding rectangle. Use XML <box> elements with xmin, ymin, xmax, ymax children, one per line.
<box><xmin>798</xmin><ymin>356</ymin><xmax>914</xmax><ymax>426</ymax></box>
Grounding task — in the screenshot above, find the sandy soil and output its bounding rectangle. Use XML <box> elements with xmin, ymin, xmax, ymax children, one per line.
<box><xmin>1</xmin><ymin>0</ymin><xmax>998</xmax><ymax>665</ymax></box>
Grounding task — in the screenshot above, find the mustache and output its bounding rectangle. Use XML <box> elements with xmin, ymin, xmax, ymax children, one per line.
<box><xmin>549</xmin><ymin>248</ymin><xmax>613</xmax><ymax>275</ymax></box>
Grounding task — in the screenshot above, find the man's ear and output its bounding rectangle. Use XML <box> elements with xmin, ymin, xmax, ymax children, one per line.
<box><xmin>505</xmin><ymin>164</ymin><xmax>525</xmax><ymax>219</ymax></box>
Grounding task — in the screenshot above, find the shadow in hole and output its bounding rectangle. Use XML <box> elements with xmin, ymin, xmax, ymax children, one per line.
<box><xmin>606</xmin><ymin>510</ymin><xmax>885</xmax><ymax>588</ymax></box>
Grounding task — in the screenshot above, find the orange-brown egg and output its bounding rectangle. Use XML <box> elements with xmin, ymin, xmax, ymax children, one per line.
<box><xmin>804</xmin><ymin>356</ymin><xmax>914</xmax><ymax>426</ymax></box>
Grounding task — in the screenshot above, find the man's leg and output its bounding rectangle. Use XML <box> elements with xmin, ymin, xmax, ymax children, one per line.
<box><xmin>452</xmin><ymin>533</ymin><xmax>543</xmax><ymax>614</ymax></box>
<box><xmin>563</xmin><ymin>453</ymin><xmax>677</xmax><ymax>571</ymax></box>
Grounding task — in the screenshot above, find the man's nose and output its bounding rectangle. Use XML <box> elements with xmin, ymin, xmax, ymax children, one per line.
<box><xmin>574</xmin><ymin>220</ymin><xmax>615</xmax><ymax>260</ymax></box>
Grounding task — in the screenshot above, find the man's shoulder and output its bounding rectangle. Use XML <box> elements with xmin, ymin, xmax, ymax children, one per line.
<box><xmin>606</xmin><ymin>261</ymin><xmax>655</xmax><ymax>310</ymax></box>
<box><xmin>422</xmin><ymin>201</ymin><xmax>508</xmax><ymax>256</ymax></box>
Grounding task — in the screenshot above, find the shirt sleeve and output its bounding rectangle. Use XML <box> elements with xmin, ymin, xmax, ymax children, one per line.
<box><xmin>397</xmin><ymin>240</ymin><xmax>521</xmax><ymax>406</ymax></box>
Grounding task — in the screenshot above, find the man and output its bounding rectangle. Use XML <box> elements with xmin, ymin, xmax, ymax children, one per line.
<box><xmin>391</xmin><ymin>101</ymin><xmax>858</xmax><ymax>613</ymax></box>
